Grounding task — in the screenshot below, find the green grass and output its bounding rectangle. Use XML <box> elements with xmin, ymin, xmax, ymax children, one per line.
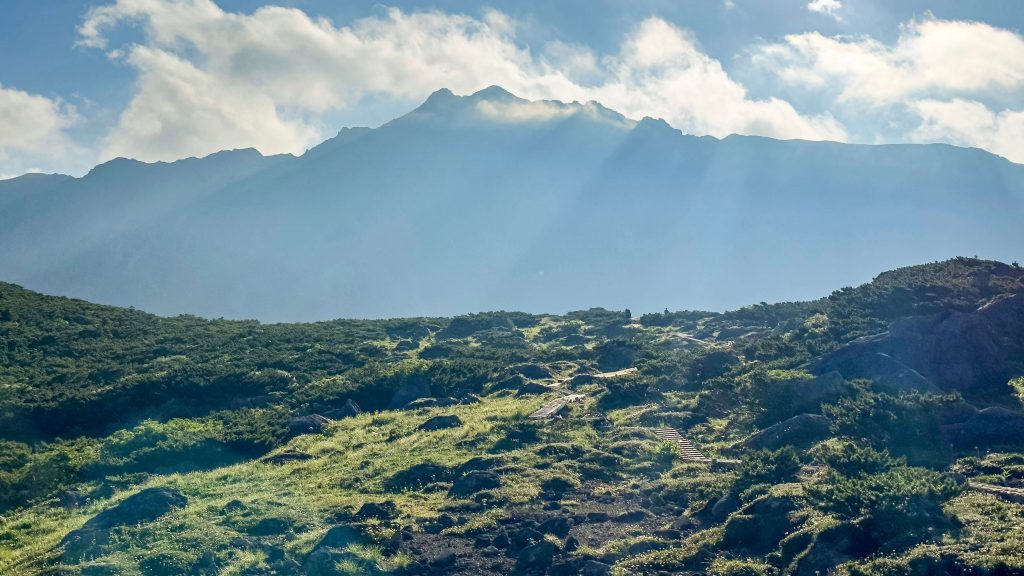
<box><xmin>0</xmin><ymin>393</ymin><xmax>605</xmax><ymax>574</ymax></box>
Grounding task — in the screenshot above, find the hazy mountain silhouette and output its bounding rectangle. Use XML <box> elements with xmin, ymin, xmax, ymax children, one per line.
<box><xmin>1</xmin><ymin>86</ymin><xmax>1022</xmax><ymax>321</ymax></box>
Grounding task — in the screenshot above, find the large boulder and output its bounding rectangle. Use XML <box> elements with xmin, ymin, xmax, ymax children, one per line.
<box><xmin>509</xmin><ymin>363</ymin><xmax>553</xmax><ymax>379</ymax></box>
<box><xmin>385</xmin><ymin>462</ymin><xmax>453</xmax><ymax>492</ymax></box>
<box><xmin>323</xmin><ymin>399</ymin><xmax>361</xmax><ymax>419</ymax></box>
<box><xmin>448</xmin><ymin>471</ymin><xmax>501</xmax><ymax>498</ymax></box>
<box><xmin>487</xmin><ymin>374</ymin><xmax>527</xmax><ymax>393</ymax></box>
<box><xmin>741</xmin><ymin>414</ymin><xmax>832</xmax><ymax>451</ymax></box>
<box><xmin>61</xmin><ymin>488</ymin><xmax>187</xmax><ymax>561</ymax></box>
<box><xmin>810</xmin><ymin>347</ymin><xmax>938</xmax><ymax>395</ymax></box>
<box><xmin>941</xmin><ymin>407</ymin><xmax>1024</xmax><ymax>449</ymax></box>
<box><xmin>81</xmin><ymin>488</ymin><xmax>187</xmax><ymax>530</ymax></box>
<box><xmin>405</xmin><ymin>397</ymin><xmax>458</xmax><ymax>410</ymax></box>
<box><xmin>353</xmin><ymin>501</ymin><xmax>398</xmax><ymax>521</ymax></box>
<box><xmin>285</xmin><ymin>414</ymin><xmax>331</xmax><ymax>440</ymax></box>
<box><xmin>417</xmin><ymin>415</ymin><xmax>463</xmax><ymax>431</ymax></box>
<box><xmin>388</xmin><ymin>377</ymin><xmax>432</xmax><ymax>409</ymax></box>
<box><xmin>811</xmin><ymin>306</ymin><xmax>1014</xmax><ymax>399</ymax></box>
<box><xmin>316</xmin><ymin>524</ymin><xmax>363</xmax><ymax>549</ymax></box>
<box><xmin>516</xmin><ymin>540</ymin><xmax>557</xmax><ymax>570</ymax></box>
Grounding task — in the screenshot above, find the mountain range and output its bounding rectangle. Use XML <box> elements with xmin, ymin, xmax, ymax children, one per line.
<box><xmin>2</xmin><ymin>86</ymin><xmax>1022</xmax><ymax>321</ymax></box>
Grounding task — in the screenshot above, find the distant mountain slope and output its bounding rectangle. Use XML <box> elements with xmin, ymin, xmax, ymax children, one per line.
<box><xmin>1</xmin><ymin>86</ymin><xmax>1022</xmax><ymax>321</ymax></box>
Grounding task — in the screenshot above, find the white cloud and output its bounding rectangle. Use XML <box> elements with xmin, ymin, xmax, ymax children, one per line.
<box><xmin>475</xmin><ymin>100</ymin><xmax>577</xmax><ymax>124</ymax></box>
<box><xmin>908</xmin><ymin>99</ymin><xmax>1024</xmax><ymax>163</ymax></box>
<box><xmin>78</xmin><ymin>0</ymin><xmax>847</xmax><ymax>163</ymax></box>
<box><xmin>0</xmin><ymin>83</ymin><xmax>80</xmax><ymax>176</ymax></box>
<box><xmin>589</xmin><ymin>19</ymin><xmax>847</xmax><ymax>141</ymax></box>
<box><xmin>757</xmin><ymin>17</ymin><xmax>1024</xmax><ymax>105</ymax></box>
<box><xmin>807</xmin><ymin>0</ymin><xmax>842</xmax><ymax>21</ymax></box>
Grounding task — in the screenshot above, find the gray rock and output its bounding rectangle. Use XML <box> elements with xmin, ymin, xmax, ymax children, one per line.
<box><xmin>582</xmin><ymin>560</ymin><xmax>613</xmax><ymax>576</ymax></box>
<box><xmin>417</xmin><ymin>415</ymin><xmax>463</xmax><ymax>431</ymax></box>
<box><xmin>810</xmin><ymin>305</ymin><xmax>1014</xmax><ymax>398</ymax></box>
<box><xmin>538</xmin><ymin>516</ymin><xmax>572</xmax><ymax>538</ymax></box>
<box><xmin>509</xmin><ymin>363</ymin><xmax>553</xmax><ymax>379</ymax></box>
<box><xmin>285</xmin><ymin>414</ymin><xmax>331</xmax><ymax>439</ymax></box>
<box><xmin>317</xmin><ymin>524</ymin><xmax>363</xmax><ymax>549</ymax></box>
<box><xmin>353</xmin><ymin>501</ymin><xmax>398</xmax><ymax>521</ymax></box>
<box><xmin>941</xmin><ymin>406</ymin><xmax>1024</xmax><ymax>449</ymax></box>
<box><xmin>516</xmin><ymin>540</ymin><xmax>557</xmax><ymax>570</ymax></box>
<box><xmin>388</xmin><ymin>377</ymin><xmax>432</xmax><ymax>409</ymax></box>
<box><xmin>82</xmin><ymin>487</ymin><xmax>187</xmax><ymax>530</ymax></box>
<box><xmin>613</xmin><ymin>510</ymin><xmax>648</xmax><ymax>523</ymax></box>
<box><xmin>260</xmin><ymin>450</ymin><xmax>313</xmax><ymax>465</ymax></box>
<box><xmin>323</xmin><ymin>399</ymin><xmax>361</xmax><ymax>419</ymax></box>
<box><xmin>429</xmin><ymin>551</ymin><xmax>457</xmax><ymax>569</ymax></box>
<box><xmin>385</xmin><ymin>462</ymin><xmax>453</xmax><ymax>492</ymax></box>
<box><xmin>449</xmin><ymin>471</ymin><xmax>501</xmax><ymax>497</ymax></box>
<box><xmin>60</xmin><ymin>488</ymin><xmax>187</xmax><ymax>561</ymax></box>
<box><xmin>741</xmin><ymin>414</ymin><xmax>832</xmax><ymax>450</ymax></box>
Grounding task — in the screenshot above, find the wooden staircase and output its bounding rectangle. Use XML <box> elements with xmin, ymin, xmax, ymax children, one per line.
<box><xmin>652</xmin><ymin>427</ymin><xmax>712</xmax><ymax>463</ymax></box>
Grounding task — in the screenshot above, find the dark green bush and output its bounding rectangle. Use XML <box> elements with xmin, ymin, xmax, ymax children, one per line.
<box><xmin>733</xmin><ymin>448</ymin><xmax>801</xmax><ymax>494</ymax></box>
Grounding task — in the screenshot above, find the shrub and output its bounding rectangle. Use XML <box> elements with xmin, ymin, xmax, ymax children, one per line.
<box><xmin>810</xmin><ymin>441</ymin><xmax>902</xmax><ymax>477</ymax></box>
<box><xmin>709</xmin><ymin>556</ymin><xmax>776</xmax><ymax>576</ymax></box>
<box><xmin>806</xmin><ymin>466</ymin><xmax>964</xmax><ymax>549</ymax></box>
<box><xmin>733</xmin><ymin>448</ymin><xmax>801</xmax><ymax>494</ymax></box>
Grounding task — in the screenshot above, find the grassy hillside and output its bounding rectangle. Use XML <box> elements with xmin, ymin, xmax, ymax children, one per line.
<box><xmin>1</xmin><ymin>257</ymin><xmax>1023</xmax><ymax>575</ymax></box>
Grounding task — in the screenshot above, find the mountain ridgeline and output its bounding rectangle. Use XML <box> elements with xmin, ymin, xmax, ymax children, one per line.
<box><xmin>1</xmin><ymin>86</ymin><xmax>1022</xmax><ymax>321</ymax></box>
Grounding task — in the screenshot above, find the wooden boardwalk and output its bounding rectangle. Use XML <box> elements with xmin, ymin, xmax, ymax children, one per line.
<box><xmin>593</xmin><ymin>367</ymin><xmax>637</xmax><ymax>379</ymax></box>
<box><xmin>969</xmin><ymin>481</ymin><xmax>1024</xmax><ymax>504</ymax></box>
<box><xmin>528</xmin><ymin>394</ymin><xmax>587</xmax><ymax>420</ymax></box>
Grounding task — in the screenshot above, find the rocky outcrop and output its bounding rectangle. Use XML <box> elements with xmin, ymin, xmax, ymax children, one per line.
<box><xmin>354</xmin><ymin>501</ymin><xmax>398</xmax><ymax>521</ymax></box>
<box><xmin>61</xmin><ymin>488</ymin><xmax>188</xmax><ymax>560</ymax></box>
<box><xmin>448</xmin><ymin>471</ymin><xmax>500</xmax><ymax>497</ymax></box>
<box><xmin>509</xmin><ymin>363</ymin><xmax>553</xmax><ymax>379</ymax></box>
<box><xmin>385</xmin><ymin>462</ymin><xmax>453</xmax><ymax>492</ymax></box>
<box><xmin>741</xmin><ymin>414</ymin><xmax>832</xmax><ymax>450</ymax></box>
<box><xmin>810</xmin><ymin>305</ymin><xmax>1015</xmax><ymax>399</ymax></box>
<box><xmin>323</xmin><ymin>399</ymin><xmax>361</xmax><ymax>419</ymax></box>
<box><xmin>941</xmin><ymin>407</ymin><xmax>1024</xmax><ymax>449</ymax></box>
<box><xmin>260</xmin><ymin>450</ymin><xmax>313</xmax><ymax>465</ymax></box>
<box><xmin>417</xmin><ymin>415</ymin><xmax>463</xmax><ymax>431</ymax></box>
<box><xmin>285</xmin><ymin>414</ymin><xmax>331</xmax><ymax>440</ymax></box>
<box><xmin>388</xmin><ymin>377</ymin><xmax>432</xmax><ymax>409</ymax></box>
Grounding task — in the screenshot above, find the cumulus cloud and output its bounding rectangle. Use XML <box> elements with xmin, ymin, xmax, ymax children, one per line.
<box><xmin>0</xmin><ymin>83</ymin><xmax>80</xmax><ymax>177</ymax></box>
<box><xmin>78</xmin><ymin>0</ymin><xmax>846</xmax><ymax>163</ymax></box>
<box><xmin>757</xmin><ymin>17</ymin><xmax>1024</xmax><ymax>104</ymax></box>
<box><xmin>754</xmin><ymin>16</ymin><xmax>1024</xmax><ymax>163</ymax></box>
<box><xmin>807</xmin><ymin>0</ymin><xmax>842</xmax><ymax>21</ymax></box>
<box><xmin>908</xmin><ymin>99</ymin><xmax>1024</xmax><ymax>163</ymax></box>
<box><xmin>589</xmin><ymin>19</ymin><xmax>846</xmax><ymax>141</ymax></box>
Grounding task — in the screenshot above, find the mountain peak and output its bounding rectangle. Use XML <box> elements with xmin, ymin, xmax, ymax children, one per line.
<box><xmin>415</xmin><ymin>88</ymin><xmax>460</xmax><ymax>113</ymax></box>
<box><xmin>468</xmin><ymin>85</ymin><xmax>519</xmax><ymax>102</ymax></box>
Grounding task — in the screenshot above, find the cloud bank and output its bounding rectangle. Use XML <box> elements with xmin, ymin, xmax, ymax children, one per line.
<box><xmin>757</xmin><ymin>17</ymin><xmax>1024</xmax><ymax>162</ymax></box>
<box><xmin>78</xmin><ymin>0</ymin><xmax>846</xmax><ymax>163</ymax></box>
<box><xmin>0</xmin><ymin>83</ymin><xmax>79</xmax><ymax>178</ymax></box>
<box><xmin>3</xmin><ymin>1</ymin><xmax>1020</xmax><ymax>176</ymax></box>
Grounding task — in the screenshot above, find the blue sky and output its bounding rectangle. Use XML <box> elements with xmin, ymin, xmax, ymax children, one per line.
<box><xmin>1</xmin><ymin>0</ymin><xmax>1022</xmax><ymax>177</ymax></box>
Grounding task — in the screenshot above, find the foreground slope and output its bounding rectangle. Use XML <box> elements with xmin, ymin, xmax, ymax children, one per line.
<box><xmin>1</xmin><ymin>257</ymin><xmax>1024</xmax><ymax>575</ymax></box>
<box><xmin>2</xmin><ymin>88</ymin><xmax>1023</xmax><ymax>320</ymax></box>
